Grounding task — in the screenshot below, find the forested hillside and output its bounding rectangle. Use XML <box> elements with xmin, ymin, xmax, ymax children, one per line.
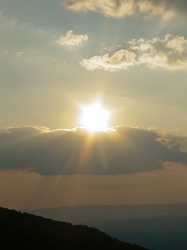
<box><xmin>0</xmin><ymin>207</ymin><xmax>151</xmax><ymax>250</ymax></box>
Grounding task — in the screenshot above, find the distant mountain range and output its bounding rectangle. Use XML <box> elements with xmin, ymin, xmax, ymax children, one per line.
<box><xmin>24</xmin><ymin>203</ymin><xmax>187</xmax><ymax>250</ymax></box>
<box><xmin>0</xmin><ymin>207</ymin><xmax>151</xmax><ymax>250</ymax></box>
<box><xmin>24</xmin><ymin>203</ymin><xmax>187</xmax><ymax>224</ymax></box>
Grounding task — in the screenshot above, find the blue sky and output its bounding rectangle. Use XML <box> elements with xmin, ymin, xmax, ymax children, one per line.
<box><xmin>1</xmin><ymin>0</ymin><xmax>187</xmax><ymax>209</ymax></box>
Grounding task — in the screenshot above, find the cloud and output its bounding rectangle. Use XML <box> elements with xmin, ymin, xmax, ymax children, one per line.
<box><xmin>80</xmin><ymin>35</ymin><xmax>187</xmax><ymax>71</ymax></box>
<box><xmin>80</xmin><ymin>50</ymin><xmax>136</xmax><ymax>71</ymax></box>
<box><xmin>61</xmin><ymin>0</ymin><xmax>187</xmax><ymax>19</ymax></box>
<box><xmin>130</xmin><ymin>34</ymin><xmax>187</xmax><ymax>69</ymax></box>
<box><xmin>57</xmin><ymin>30</ymin><xmax>88</xmax><ymax>46</ymax></box>
<box><xmin>0</xmin><ymin>126</ymin><xmax>187</xmax><ymax>175</ymax></box>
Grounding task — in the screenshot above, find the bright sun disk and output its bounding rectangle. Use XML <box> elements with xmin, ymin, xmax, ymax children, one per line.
<box><xmin>80</xmin><ymin>102</ymin><xmax>110</xmax><ymax>132</ymax></box>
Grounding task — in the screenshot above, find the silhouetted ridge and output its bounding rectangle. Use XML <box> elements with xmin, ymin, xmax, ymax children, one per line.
<box><xmin>0</xmin><ymin>207</ymin><xmax>151</xmax><ymax>250</ymax></box>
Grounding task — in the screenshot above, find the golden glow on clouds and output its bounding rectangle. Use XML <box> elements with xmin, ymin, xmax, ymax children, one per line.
<box><xmin>80</xmin><ymin>35</ymin><xmax>187</xmax><ymax>71</ymax></box>
<box><xmin>80</xmin><ymin>50</ymin><xmax>136</xmax><ymax>71</ymax></box>
<box><xmin>57</xmin><ymin>30</ymin><xmax>88</xmax><ymax>46</ymax></box>
<box><xmin>80</xmin><ymin>101</ymin><xmax>110</xmax><ymax>132</ymax></box>
<box><xmin>62</xmin><ymin>0</ymin><xmax>176</xmax><ymax>19</ymax></box>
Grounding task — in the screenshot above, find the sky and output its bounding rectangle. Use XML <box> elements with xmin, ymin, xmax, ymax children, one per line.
<box><xmin>1</xmin><ymin>0</ymin><xmax>187</xmax><ymax>209</ymax></box>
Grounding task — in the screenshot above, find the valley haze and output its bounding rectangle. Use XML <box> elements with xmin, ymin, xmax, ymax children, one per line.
<box><xmin>25</xmin><ymin>203</ymin><xmax>187</xmax><ymax>250</ymax></box>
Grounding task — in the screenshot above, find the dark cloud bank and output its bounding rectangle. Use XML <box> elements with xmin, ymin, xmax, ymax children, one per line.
<box><xmin>0</xmin><ymin>126</ymin><xmax>187</xmax><ymax>175</ymax></box>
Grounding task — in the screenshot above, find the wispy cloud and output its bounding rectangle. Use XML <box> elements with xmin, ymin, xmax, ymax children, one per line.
<box><xmin>0</xmin><ymin>126</ymin><xmax>187</xmax><ymax>175</ymax></box>
<box><xmin>62</xmin><ymin>0</ymin><xmax>187</xmax><ymax>19</ymax></box>
<box><xmin>80</xmin><ymin>50</ymin><xmax>136</xmax><ymax>71</ymax></box>
<box><xmin>80</xmin><ymin>35</ymin><xmax>187</xmax><ymax>71</ymax></box>
<box><xmin>57</xmin><ymin>30</ymin><xmax>88</xmax><ymax>46</ymax></box>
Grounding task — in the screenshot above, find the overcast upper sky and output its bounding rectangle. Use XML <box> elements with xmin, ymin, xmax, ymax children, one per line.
<box><xmin>0</xmin><ymin>0</ymin><xmax>187</xmax><ymax>209</ymax></box>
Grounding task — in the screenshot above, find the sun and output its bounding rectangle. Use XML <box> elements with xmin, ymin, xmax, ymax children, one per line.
<box><xmin>80</xmin><ymin>102</ymin><xmax>110</xmax><ymax>132</ymax></box>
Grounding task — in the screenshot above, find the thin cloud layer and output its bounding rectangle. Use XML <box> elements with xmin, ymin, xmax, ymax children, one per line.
<box><xmin>0</xmin><ymin>126</ymin><xmax>187</xmax><ymax>175</ymax></box>
<box><xmin>57</xmin><ymin>30</ymin><xmax>88</xmax><ymax>46</ymax></box>
<box><xmin>80</xmin><ymin>35</ymin><xmax>187</xmax><ymax>71</ymax></box>
<box><xmin>62</xmin><ymin>0</ymin><xmax>187</xmax><ymax>19</ymax></box>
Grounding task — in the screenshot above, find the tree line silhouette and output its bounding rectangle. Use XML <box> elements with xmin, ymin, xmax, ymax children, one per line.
<box><xmin>0</xmin><ymin>207</ymin><xmax>152</xmax><ymax>250</ymax></box>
